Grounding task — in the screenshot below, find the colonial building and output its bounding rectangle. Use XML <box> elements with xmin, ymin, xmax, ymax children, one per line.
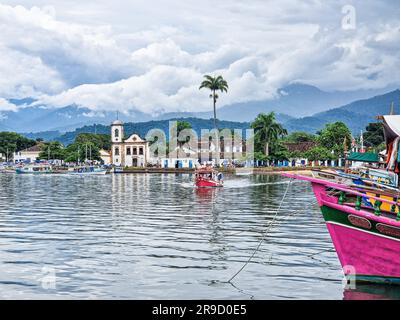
<box><xmin>13</xmin><ymin>144</ymin><xmax>43</xmax><ymax>163</ymax></box>
<box><xmin>111</xmin><ymin>120</ymin><xmax>150</xmax><ymax>167</ymax></box>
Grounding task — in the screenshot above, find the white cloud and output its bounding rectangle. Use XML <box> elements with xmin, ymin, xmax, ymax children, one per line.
<box><xmin>0</xmin><ymin>1</ymin><xmax>399</xmax><ymax>115</ymax></box>
<box><xmin>0</xmin><ymin>98</ymin><xmax>17</xmax><ymax>111</ymax></box>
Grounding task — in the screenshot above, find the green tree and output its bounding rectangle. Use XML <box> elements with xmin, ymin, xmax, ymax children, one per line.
<box><xmin>254</xmin><ymin>151</ymin><xmax>269</xmax><ymax>162</ymax></box>
<box><xmin>363</xmin><ymin>122</ymin><xmax>384</xmax><ymax>148</ymax></box>
<box><xmin>317</xmin><ymin>122</ymin><xmax>351</xmax><ymax>157</ymax></box>
<box><xmin>270</xmin><ymin>141</ymin><xmax>290</xmax><ymax>160</ymax></box>
<box><xmin>64</xmin><ymin>142</ymin><xmax>101</xmax><ymax>163</ymax></box>
<box><xmin>38</xmin><ymin>141</ymin><xmax>66</xmax><ymax>160</ymax></box>
<box><xmin>176</xmin><ymin>121</ymin><xmax>192</xmax><ymax>147</ymax></box>
<box><xmin>199</xmin><ymin>75</ymin><xmax>229</xmax><ymax>166</ymax></box>
<box><xmin>251</xmin><ymin>112</ymin><xmax>288</xmax><ymax>156</ymax></box>
<box><xmin>284</xmin><ymin>131</ymin><xmax>316</xmax><ymax>143</ymax></box>
<box><xmin>199</xmin><ymin>75</ymin><xmax>229</xmax><ymax>131</ymax></box>
<box><xmin>0</xmin><ymin>132</ymin><xmax>36</xmax><ymax>161</ymax></box>
<box><xmin>304</xmin><ymin>146</ymin><xmax>334</xmax><ymax>161</ymax></box>
<box><xmin>74</xmin><ymin>133</ymin><xmax>111</xmax><ymax>151</ymax></box>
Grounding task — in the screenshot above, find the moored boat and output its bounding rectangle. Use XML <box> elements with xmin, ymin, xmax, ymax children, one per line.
<box><xmin>68</xmin><ymin>166</ymin><xmax>107</xmax><ymax>175</ymax></box>
<box><xmin>284</xmin><ymin>114</ymin><xmax>400</xmax><ymax>285</ymax></box>
<box><xmin>15</xmin><ymin>165</ymin><xmax>53</xmax><ymax>174</ymax></box>
<box><xmin>284</xmin><ymin>172</ymin><xmax>400</xmax><ymax>284</ymax></box>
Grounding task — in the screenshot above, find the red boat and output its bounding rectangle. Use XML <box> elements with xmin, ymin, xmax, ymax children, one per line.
<box><xmin>195</xmin><ymin>168</ymin><xmax>223</xmax><ymax>188</ymax></box>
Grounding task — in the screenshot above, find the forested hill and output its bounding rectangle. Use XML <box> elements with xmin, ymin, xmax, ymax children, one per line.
<box><xmin>53</xmin><ymin>117</ymin><xmax>251</xmax><ymax>145</ymax></box>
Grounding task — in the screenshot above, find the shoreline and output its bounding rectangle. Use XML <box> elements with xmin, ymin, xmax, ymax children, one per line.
<box><xmin>115</xmin><ymin>166</ymin><xmax>338</xmax><ymax>176</ymax></box>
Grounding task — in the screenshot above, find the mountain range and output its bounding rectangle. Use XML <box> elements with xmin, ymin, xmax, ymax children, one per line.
<box><xmin>158</xmin><ymin>83</ymin><xmax>396</xmax><ymax>122</ymax></box>
<box><xmin>1</xmin><ymin>83</ymin><xmax>396</xmax><ymax>134</ymax></box>
<box><xmin>1</xmin><ymin>83</ymin><xmax>400</xmax><ymax>144</ymax></box>
<box><xmin>284</xmin><ymin>89</ymin><xmax>400</xmax><ymax>133</ymax></box>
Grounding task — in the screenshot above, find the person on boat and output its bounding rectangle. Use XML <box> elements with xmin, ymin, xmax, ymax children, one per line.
<box><xmin>217</xmin><ymin>172</ymin><xmax>223</xmax><ymax>182</ymax></box>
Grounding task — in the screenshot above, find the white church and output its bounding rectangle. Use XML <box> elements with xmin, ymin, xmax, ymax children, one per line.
<box><xmin>111</xmin><ymin>120</ymin><xmax>150</xmax><ymax>167</ymax></box>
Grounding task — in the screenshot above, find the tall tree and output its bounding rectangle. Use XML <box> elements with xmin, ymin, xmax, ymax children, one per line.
<box><xmin>199</xmin><ymin>75</ymin><xmax>228</xmax><ymax>165</ymax></box>
<box><xmin>251</xmin><ymin>112</ymin><xmax>287</xmax><ymax>157</ymax></box>
<box><xmin>199</xmin><ymin>75</ymin><xmax>229</xmax><ymax>130</ymax></box>
<box><xmin>363</xmin><ymin>122</ymin><xmax>384</xmax><ymax>148</ymax></box>
<box><xmin>317</xmin><ymin>122</ymin><xmax>352</xmax><ymax>157</ymax></box>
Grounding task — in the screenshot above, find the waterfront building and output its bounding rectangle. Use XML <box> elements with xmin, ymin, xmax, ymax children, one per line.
<box><xmin>13</xmin><ymin>144</ymin><xmax>43</xmax><ymax>163</ymax></box>
<box><xmin>111</xmin><ymin>120</ymin><xmax>150</xmax><ymax>167</ymax></box>
<box><xmin>99</xmin><ymin>149</ymin><xmax>111</xmax><ymax>165</ymax></box>
<box><xmin>146</xmin><ymin>132</ymin><xmax>247</xmax><ymax>168</ymax></box>
<box><xmin>160</xmin><ymin>145</ymin><xmax>198</xmax><ymax>168</ymax></box>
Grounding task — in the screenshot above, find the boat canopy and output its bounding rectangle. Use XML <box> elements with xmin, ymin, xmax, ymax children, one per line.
<box><xmin>347</xmin><ymin>152</ymin><xmax>379</xmax><ymax>163</ymax></box>
<box><xmin>383</xmin><ymin>115</ymin><xmax>400</xmax><ymax>144</ymax></box>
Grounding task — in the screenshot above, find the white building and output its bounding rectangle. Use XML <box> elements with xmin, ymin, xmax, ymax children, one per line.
<box><xmin>159</xmin><ymin>145</ymin><xmax>199</xmax><ymax>168</ymax></box>
<box><xmin>13</xmin><ymin>144</ymin><xmax>42</xmax><ymax>163</ymax></box>
<box><xmin>111</xmin><ymin>120</ymin><xmax>150</xmax><ymax>167</ymax></box>
<box><xmin>99</xmin><ymin>149</ymin><xmax>111</xmax><ymax>165</ymax></box>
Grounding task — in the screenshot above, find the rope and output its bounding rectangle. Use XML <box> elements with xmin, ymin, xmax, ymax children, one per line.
<box><xmin>227</xmin><ymin>178</ymin><xmax>293</xmax><ymax>283</ymax></box>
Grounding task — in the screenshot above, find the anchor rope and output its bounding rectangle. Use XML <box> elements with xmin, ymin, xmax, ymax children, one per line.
<box><xmin>227</xmin><ymin>178</ymin><xmax>293</xmax><ymax>283</ymax></box>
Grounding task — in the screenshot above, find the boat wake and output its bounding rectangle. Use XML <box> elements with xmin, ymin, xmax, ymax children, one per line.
<box><xmin>177</xmin><ymin>179</ymin><xmax>291</xmax><ymax>189</ymax></box>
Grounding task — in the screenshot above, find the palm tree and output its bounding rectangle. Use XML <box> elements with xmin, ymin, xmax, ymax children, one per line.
<box><xmin>199</xmin><ymin>75</ymin><xmax>228</xmax><ymax>165</ymax></box>
<box><xmin>199</xmin><ymin>75</ymin><xmax>228</xmax><ymax>131</ymax></box>
<box><xmin>251</xmin><ymin>112</ymin><xmax>287</xmax><ymax>157</ymax></box>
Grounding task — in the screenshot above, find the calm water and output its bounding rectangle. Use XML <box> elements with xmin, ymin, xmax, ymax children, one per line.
<box><xmin>0</xmin><ymin>173</ymin><xmax>398</xmax><ymax>299</ymax></box>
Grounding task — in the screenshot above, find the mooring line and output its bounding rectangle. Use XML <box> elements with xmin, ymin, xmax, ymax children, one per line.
<box><xmin>307</xmin><ymin>247</ymin><xmax>336</xmax><ymax>258</ymax></box>
<box><xmin>227</xmin><ymin>178</ymin><xmax>293</xmax><ymax>283</ymax></box>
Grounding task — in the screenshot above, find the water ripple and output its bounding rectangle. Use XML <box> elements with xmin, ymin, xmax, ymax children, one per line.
<box><xmin>0</xmin><ymin>173</ymin><xmax>363</xmax><ymax>299</ymax></box>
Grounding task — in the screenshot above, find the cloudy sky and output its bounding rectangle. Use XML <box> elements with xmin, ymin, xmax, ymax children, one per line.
<box><xmin>0</xmin><ymin>0</ymin><xmax>399</xmax><ymax>114</ymax></box>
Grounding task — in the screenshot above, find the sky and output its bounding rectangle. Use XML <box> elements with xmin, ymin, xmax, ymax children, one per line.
<box><xmin>0</xmin><ymin>0</ymin><xmax>399</xmax><ymax>115</ymax></box>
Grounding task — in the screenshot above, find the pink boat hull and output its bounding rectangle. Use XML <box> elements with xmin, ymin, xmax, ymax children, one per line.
<box><xmin>283</xmin><ymin>172</ymin><xmax>400</xmax><ymax>284</ymax></box>
<box><xmin>327</xmin><ymin>222</ymin><xmax>400</xmax><ymax>282</ymax></box>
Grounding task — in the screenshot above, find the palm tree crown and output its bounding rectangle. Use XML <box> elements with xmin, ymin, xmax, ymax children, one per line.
<box><xmin>199</xmin><ymin>75</ymin><xmax>228</xmax><ymax>94</ymax></box>
<box><xmin>251</xmin><ymin>112</ymin><xmax>287</xmax><ymax>157</ymax></box>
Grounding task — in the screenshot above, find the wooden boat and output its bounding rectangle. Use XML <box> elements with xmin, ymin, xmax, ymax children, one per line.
<box><xmin>195</xmin><ymin>168</ymin><xmax>223</xmax><ymax>188</ymax></box>
<box><xmin>15</xmin><ymin>165</ymin><xmax>53</xmax><ymax>174</ymax></box>
<box><xmin>312</xmin><ymin>167</ymin><xmax>399</xmax><ymax>213</ymax></box>
<box><xmin>284</xmin><ymin>115</ymin><xmax>400</xmax><ymax>285</ymax></box>
<box><xmin>284</xmin><ymin>172</ymin><xmax>400</xmax><ymax>284</ymax></box>
<box><xmin>0</xmin><ymin>166</ymin><xmax>15</xmax><ymax>174</ymax></box>
<box><xmin>68</xmin><ymin>166</ymin><xmax>107</xmax><ymax>175</ymax></box>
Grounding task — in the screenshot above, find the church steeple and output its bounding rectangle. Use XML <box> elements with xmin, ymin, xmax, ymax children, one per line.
<box><xmin>111</xmin><ymin>119</ymin><xmax>124</xmax><ymax>143</ymax></box>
